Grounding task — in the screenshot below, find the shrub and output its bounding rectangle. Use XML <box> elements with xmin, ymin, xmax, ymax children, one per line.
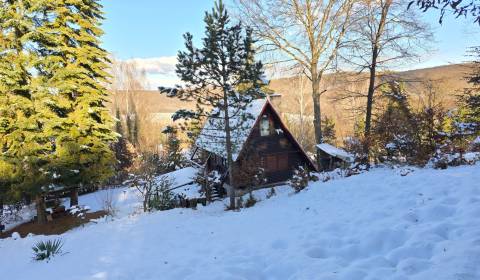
<box><xmin>266</xmin><ymin>187</ymin><xmax>276</xmax><ymax>199</ymax></box>
<box><xmin>32</xmin><ymin>239</ymin><xmax>64</xmax><ymax>261</ymax></box>
<box><xmin>130</xmin><ymin>153</ymin><xmax>176</xmax><ymax>212</ymax></box>
<box><xmin>97</xmin><ymin>188</ymin><xmax>117</xmax><ymax>217</ymax></box>
<box><xmin>244</xmin><ymin>192</ymin><xmax>257</xmax><ymax>208</ymax></box>
<box><xmin>288</xmin><ymin>166</ymin><xmax>314</xmax><ymax>193</ymax></box>
<box><xmin>236</xmin><ymin>196</ymin><xmax>244</xmax><ymax>209</ymax></box>
<box><xmin>147</xmin><ymin>177</ymin><xmax>176</xmax><ymax>211</ymax></box>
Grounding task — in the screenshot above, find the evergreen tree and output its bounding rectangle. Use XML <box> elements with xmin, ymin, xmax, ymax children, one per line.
<box><xmin>321</xmin><ymin>116</ymin><xmax>336</xmax><ymax>145</ymax></box>
<box><xmin>162</xmin><ymin>126</ymin><xmax>184</xmax><ymax>172</ymax></box>
<box><xmin>0</xmin><ymin>0</ymin><xmax>55</xmax><ymax>224</ymax></box>
<box><xmin>159</xmin><ymin>0</ymin><xmax>266</xmax><ymax>209</ymax></box>
<box><xmin>372</xmin><ymin>82</ymin><xmax>420</xmax><ymax>164</ymax></box>
<box><xmin>35</xmin><ymin>0</ymin><xmax>116</xmax><ymax>205</ymax></box>
<box><xmin>112</xmin><ymin>108</ymin><xmax>133</xmax><ymax>182</ymax></box>
<box><xmin>459</xmin><ymin>46</ymin><xmax>480</xmax><ymax>137</ymax></box>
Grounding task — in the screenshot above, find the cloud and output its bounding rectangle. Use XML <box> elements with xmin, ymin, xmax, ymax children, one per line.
<box><xmin>121</xmin><ymin>56</ymin><xmax>180</xmax><ymax>89</ymax></box>
<box><xmin>124</xmin><ymin>56</ymin><xmax>177</xmax><ymax>76</ymax></box>
<box><xmin>146</xmin><ymin>73</ymin><xmax>182</xmax><ymax>89</ymax></box>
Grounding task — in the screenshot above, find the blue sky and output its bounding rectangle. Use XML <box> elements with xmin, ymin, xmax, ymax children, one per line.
<box><xmin>100</xmin><ymin>0</ymin><xmax>480</xmax><ymax>87</ymax></box>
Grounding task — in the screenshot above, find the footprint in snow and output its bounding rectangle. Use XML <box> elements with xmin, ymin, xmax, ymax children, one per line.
<box><xmin>305</xmin><ymin>247</ymin><xmax>328</xmax><ymax>259</ymax></box>
<box><xmin>270</xmin><ymin>239</ymin><xmax>288</xmax><ymax>250</ymax></box>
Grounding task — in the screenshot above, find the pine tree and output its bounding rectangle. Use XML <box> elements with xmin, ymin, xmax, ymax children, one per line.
<box><xmin>35</xmin><ymin>0</ymin><xmax>116</xmax><ymax>205</ymax></box>
<box><xmin>159</xmin><ymin>0</ymin><xmax>266</xmax><ymax>209</ymax></box>
<box><xmin>162</xmin><ymin>126</ymin><xmax>184</xmax><ymax>172</ymax></box>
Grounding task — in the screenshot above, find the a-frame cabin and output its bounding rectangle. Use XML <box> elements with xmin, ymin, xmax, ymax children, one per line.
<box><xmin>191</xmin><ymin>98</ymin><xmax>317</xmax><ymax>189</ymax></box>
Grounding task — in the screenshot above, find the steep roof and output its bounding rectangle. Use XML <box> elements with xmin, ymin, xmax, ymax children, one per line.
<box><xmin>316</xmin><ymin>143</ymin><xmax>353</xmax><ymax>162</ymax></box>
<box><xmin>195</xmin><ymin>99</ymin><xmax>267</xmax><ymax>161</ymax></box>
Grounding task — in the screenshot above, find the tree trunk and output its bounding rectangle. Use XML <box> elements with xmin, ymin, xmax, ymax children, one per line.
<box><xmin>23</xmin><ymin>193</ymin><xmax>32</xmax><ymax>205</ymax></box>
<box><xmin>364</xmin><ymin>48</ymin><xmax>379</xmax><ymax>166</ymax></box>
<box><xmin>70</xmin><ymin>187</ymin><xmax>79</xmax><ymax>207</ymax></box>
<box><xmin>35</xmin><ymin>195</ymin><xmax>47</xmax><ymax>225</ymax></box>
<box><xmin>311</xmin><ymin>71</ymin><xmax>324</xmax><ymax>170</ymax></box>
<box><xmin>223</xmin><ymin>96</ymin><xmax>236</xmax><ymax>210</ymax></box>
<box><xmin>364</xmin><ymin>0</ymin><xmax>391</xmax><ymax>166</ymax></box>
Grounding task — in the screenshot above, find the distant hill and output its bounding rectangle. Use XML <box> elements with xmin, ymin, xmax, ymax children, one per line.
<box><xmin>110</xmin><ymin>63</ymin><xmax>472</xmax><ymax>151</ymax></box>
<box><xmin>269</xmin><ymin>63</ymin><xmax>471</xmax><ymax>141</ymax></box>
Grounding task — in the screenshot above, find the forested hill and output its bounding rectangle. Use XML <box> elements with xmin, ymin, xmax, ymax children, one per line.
<box><xmin>110</xmin><ymin>63</ymin><xmax>470</xmax><ymax>150</ymax></box>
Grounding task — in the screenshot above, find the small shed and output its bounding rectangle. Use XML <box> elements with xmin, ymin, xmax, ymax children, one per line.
<box><xmin>316</xmin><ymin>143</ymin><xmax>353</xmax><ymax>171</ymax></box>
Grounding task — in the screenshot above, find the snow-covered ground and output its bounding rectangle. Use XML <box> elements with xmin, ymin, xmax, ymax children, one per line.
<box><xmin>1</xmin><ymin>164</ymin><xmax>480</xmax><ymax>280</ymax></box>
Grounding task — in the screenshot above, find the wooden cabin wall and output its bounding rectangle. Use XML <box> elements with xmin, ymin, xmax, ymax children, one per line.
<box><xmin>238</xmin><ymin>106</ymin><xmax>311</xmax><ymax>185</ymax></box>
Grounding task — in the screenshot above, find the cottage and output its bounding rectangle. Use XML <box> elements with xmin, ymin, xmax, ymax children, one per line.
<box><xmin>316</xmin><ymin>143</ymin><xmax>353</xmax><ymax>171</ymax></box>
<box><xmin>191</xmin><ymin>98</ymin><xmax>316</xmax><ymax>191</ymax></box>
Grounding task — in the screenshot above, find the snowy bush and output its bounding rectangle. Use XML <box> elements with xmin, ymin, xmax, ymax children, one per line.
<box><xmin>429</xmin><ymin>149</ymin><xmax>480</xmax><ymax>169</ymax></box>
<box><xmin>130</xmin><ymin>153</ymin><xmax>176</xmax><ymax>212</ymax></box>
<box><xmin>96</xmin><ymin>189</ymin><xmax>117</xmax><ymax>217</ymax></box>
<box><xmin>288</xmin><ymin>166</ymin><xmax>316</xmax><ymax>193</ymax></box>
<box><xmin>69</xmin><ymin>205</ymin><xmax>90</xmax><ymax>219</ymax></box>
<box><xmin>32</xmin><ymin>239</ymin><xmax>64</xmax><ymax>261</ymax></box>
<box><xmin>266</xmin><ymin>187</ymin><xmax>276</xmax><ymax>199</ymax></box>
<box><xmin>147</xmin><ymin>177</ymin><xmax>176</xmax><ymax>211</ymax></box>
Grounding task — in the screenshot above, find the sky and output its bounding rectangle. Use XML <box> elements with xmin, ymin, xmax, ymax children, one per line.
<box><xmin>100</xmin><ymin>0</ymin><xmax>480</xmax><ymax>89</ymax></box>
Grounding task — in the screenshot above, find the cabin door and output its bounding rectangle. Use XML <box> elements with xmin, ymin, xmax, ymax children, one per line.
<box><xmin>264</xmin><ymin>153</ymin><xmax>289</xmax><ymax>173</ymax></box>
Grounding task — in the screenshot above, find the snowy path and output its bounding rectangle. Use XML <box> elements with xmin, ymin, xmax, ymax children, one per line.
<box><xmin>1</xmin><ymin>165</ymin><xmax>479</xmax><ymax>280</ymax></box>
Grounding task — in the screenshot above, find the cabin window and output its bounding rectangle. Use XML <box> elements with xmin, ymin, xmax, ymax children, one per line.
<box><xmin>260</xmin><ymin>115</ymin><xmax>271</xmax><ymax>136</ymax></box>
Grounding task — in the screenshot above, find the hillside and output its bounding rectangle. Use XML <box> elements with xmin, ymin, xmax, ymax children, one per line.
<box><xmin>269</xmin><ymin>64</ymin><xmax>471</xmax><ymax>141</ymax></box>
<box><xmin>1</xmin><ymin>164</ymin><xmax>479</xmax><ymax>279</ymax></box>
<box><xmin>110</xmin><ymin>64</ymin><xmax>471</xmax><ymax>151</ymax></box>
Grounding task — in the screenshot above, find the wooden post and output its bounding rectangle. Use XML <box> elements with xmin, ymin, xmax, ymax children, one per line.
<box><xmin>35</xmin><ymin>195</ymin><xmax>47</xmax><ymax>225</ymax></box>
<box><xmin>70</xmin><ymin>187</ymin><xmax>79</xmax><ymax>207</ymax></box>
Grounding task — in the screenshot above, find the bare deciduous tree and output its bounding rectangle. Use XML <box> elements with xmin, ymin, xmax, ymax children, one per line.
<box><xmin>235</xmin><ymin>0</ymin><xmax>355</xmax><ymax>168</ymax></box>
<box><xmin>282</xmin><ymin>74</ymin><xmax>316</xmax><ymax>153</ymax></box>
<box><xmin>109</xmin><ymin>57</ymin><xmax>153</xmax><ymax>151</ymax></box>
<box><xmin>340</xmin><ymin>0</ymin><xmax>432</xmax><ymax>163</ymax></box>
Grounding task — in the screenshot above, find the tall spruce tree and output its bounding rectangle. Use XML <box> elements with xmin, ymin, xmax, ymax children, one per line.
<box><xmin>35</xmin><ymin>0</ymin><xmax>116</xmax><ymax>205</ymax></box>
<box><xmin>160</xmin><ymin>0</ymin><xmax>266</xmax><ymax>209</ymax></box>
<box><xmin>0</xmin><ymin>0</ymin><xmax>56</xmax><ymax>224</ymax></box>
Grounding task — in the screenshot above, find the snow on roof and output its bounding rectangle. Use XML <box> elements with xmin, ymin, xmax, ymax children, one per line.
<box><xmin>316</xmin><ymin>143</ymin><xmax>354</xmax><ymax>162</ymax></box>
<box><xmin>195</xmin><ymin>99</ymin><xmax>267</xmax><ymax>161</ymax></box>
<box><xmin>156</xmin><ymin>167</ymin><xmax>197</xmax><ymax>188</ymax></box>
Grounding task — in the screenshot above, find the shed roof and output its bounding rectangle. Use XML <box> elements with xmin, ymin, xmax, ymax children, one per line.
<box><xmin>316</xmin><ymin>143</ymin><xmax>353</xmax><ymax>162</ymax></box>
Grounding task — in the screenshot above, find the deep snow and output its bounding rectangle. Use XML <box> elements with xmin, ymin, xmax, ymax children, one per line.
<box><xmin>1</xmin><ymin>164</ymin><xmax>480</xmax><ymax>280</ymax></box>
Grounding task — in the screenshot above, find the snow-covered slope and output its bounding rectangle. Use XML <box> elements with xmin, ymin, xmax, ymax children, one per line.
<box><xmin>1</xmin><ymin>165</ymin><xmax>480</xmax><ymax>280</ymax></box>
